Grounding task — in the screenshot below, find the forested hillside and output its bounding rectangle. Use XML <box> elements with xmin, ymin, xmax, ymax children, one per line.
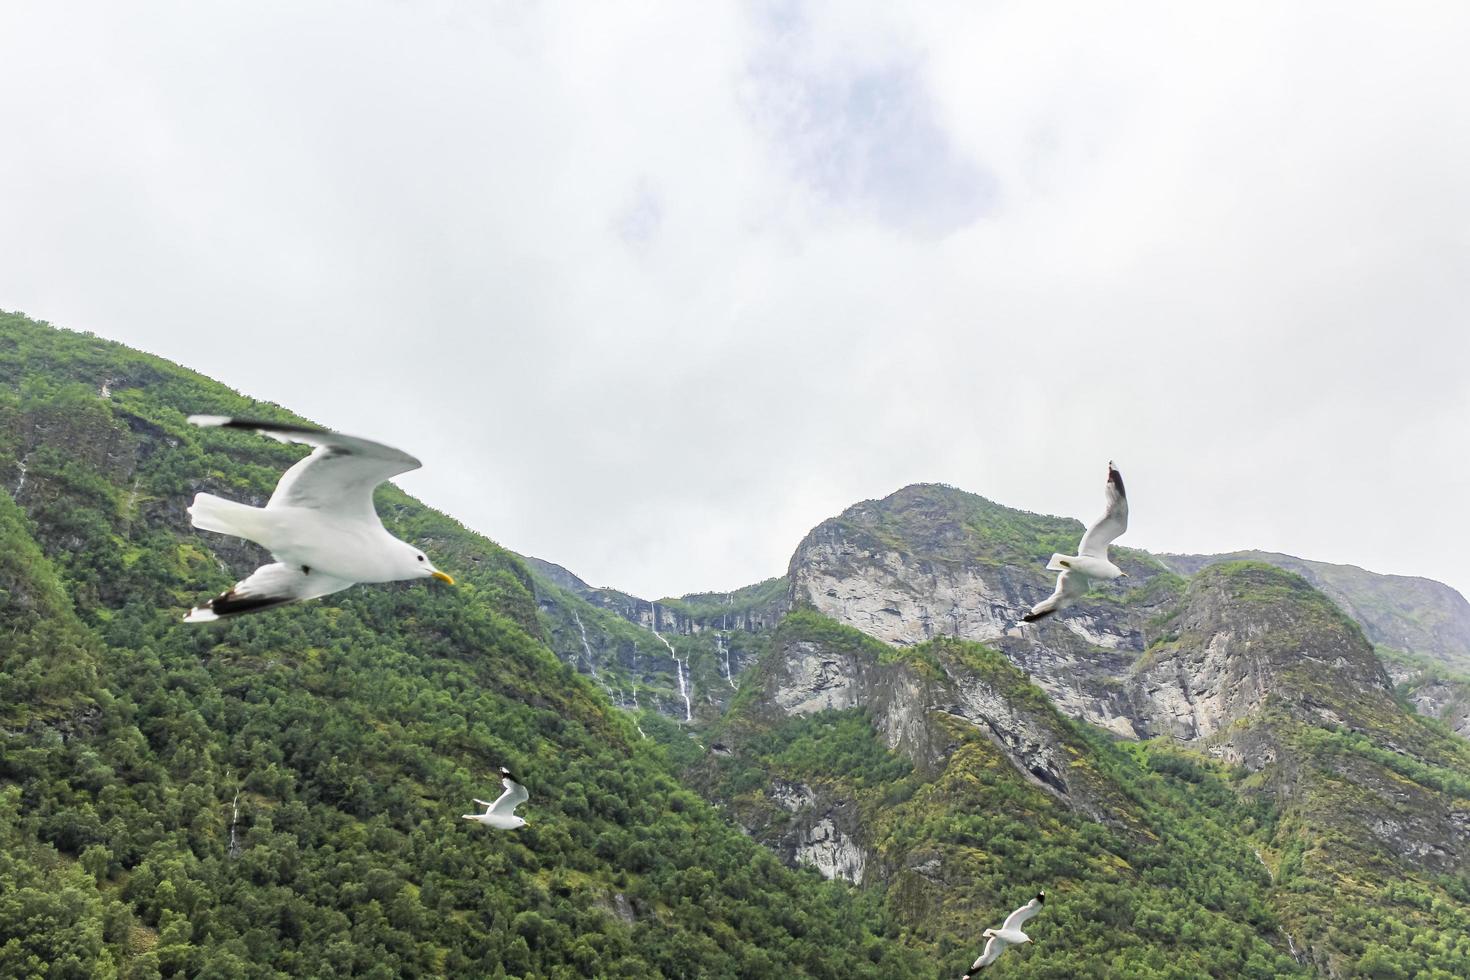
<box><xmin>0</xmin><ymin>311</ymin><xmax>919</xmax><ymax>979</ymax></box>
<box><xmin>3</xmin><ymin>311</ymin><xmax>1468</xmax><ymax>979</ymax></box>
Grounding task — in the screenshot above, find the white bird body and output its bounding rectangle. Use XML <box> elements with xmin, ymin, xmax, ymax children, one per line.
<box><xmin>464</xmin><ymin>769</ymin><xmax>529</xmax><ymax>830</ymax></box>
<box><xmin>1046</xmin><ymin>552</ymin><xmax>1124</xmax><ymax>581</ymax></box>
<box><xmin>1024</xmin><ymin>463</ymin><xmax>1128</xmax><ymax>623</ymax></box>
<box><xmin>183</xmin><ymin>417</ymin><xmax>453</xmax><ymax>622</ymax></box>
<box><xmin>963</xmin><ymin>892</ymin><xmax>1045</xmax><ymax>975</ymax></box>
<box><xmin>193</xmin><ymin>501</ymin><xmax>421</xmax><ymax>583</ymax></box>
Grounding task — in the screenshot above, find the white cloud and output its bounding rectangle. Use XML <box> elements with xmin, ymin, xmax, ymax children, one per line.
<box><xmin>1</xmin><ymin>0</ymin><xmax>1466</xmax><ymax>600</ymax></box>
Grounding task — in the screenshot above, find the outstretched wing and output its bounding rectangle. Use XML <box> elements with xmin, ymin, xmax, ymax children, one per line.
<box><xmin>1022</xmin><ymin>570</ymin><xmax>1087</xmax><ymax>623</ymax></box>
<box><xmin>184</xmin><ymin>562</ymin><xmax>353</xmax><ymax>622</ymax></box>
<box><xmin>1077</xmin><ymin>462</ymin><xmax>1128</xmax><ymax>559</ymax></box>
<box><xmin>1001</xmin><ymin>892</ymin><xmax>1046</xmax><ymax>932</ymax></box>
<box><xmin>189</xmin><ymin>416</ymin><xmax>421</xmax><ymax>522</ymax></box>
<box><xmin>964</xmin><ymin>935</ymin><xmax>1004</xmax><ymax>974</ymax></box>
<box><xmin>487</xmin><ymin>775</ymin><xmax>530</xmax><ymax>819</ymax></box>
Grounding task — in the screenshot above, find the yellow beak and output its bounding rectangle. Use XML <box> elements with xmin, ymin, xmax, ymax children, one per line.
<box><xmin>432</xmin><ymin>570</ymin><xmax>455</xmax><ymax>585</ymax></box>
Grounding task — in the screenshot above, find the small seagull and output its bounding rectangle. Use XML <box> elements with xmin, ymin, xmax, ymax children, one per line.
<box><xmin>463</xmin><ymin>768</ymin><xmax>529</xmax><ymax>830</ymax></box>
<box><xmin>962</xmin><ymin>891</ymin><xmax>1045</xmax><ymax>975</ymax></box>
<box><xmin>183</xmin><ymin>416</ymin><xmax>453</xmax><ymax>622</ymax></box>
<box><xmin>1024</xmin><ymin>461</ymin><xmax>1129</xmax><ymax>623</ymax></box>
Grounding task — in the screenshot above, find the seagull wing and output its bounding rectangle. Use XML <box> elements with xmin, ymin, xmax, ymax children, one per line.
<box><xmin>1022</xmin><ymin>570</ymin><xmax>1087</xmax><ymax>622</ymax></box>
<box><xmin>487</xmin><ymin>775</ymin><xmax>530</xmax><ymax>819</ymax></box>
<box><xmin>1001</xmin><ymin>892</ymin><xmax>1046</xmax><ymax>932</ymax></box>
<box><xmin>1077</xmin><ymin>462</ymin><xmax>1128</xmax><ymax>559</ymax></box>
<box><xmin>190</xmin><ymin>416</ymin><xmax>421</xmax><ymax>522</ymax></box>
<box><xmin>965</xmin><ymin>935</ymin><xmax>1005</xmax><ymax>973</ymax></box>
<box><xmin>184</xmin><ymin>562</ymin><xmax>354</xmax><ymax>622</ymax></box>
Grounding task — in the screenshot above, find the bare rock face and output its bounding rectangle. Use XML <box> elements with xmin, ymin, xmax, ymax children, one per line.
<box><xmin>785</xmin><ymin>485</ymin><xmax>1180</xmax><ymax>738</ymax></box>
<box><xmin>727</xmin><ymin>777</ymin><xmax>869</xmax><ymax>884</ymax></box>
<box><xmin>1130</xmin><ymin>563</ymin><xmax>1395</xmax><ymax>758</ymax></box>
<box><xmin>769</xmin><ymin>639</ymin><xmax>866</xmax><ymax>716</ymax></box>
<box><xmin>1385</xmin><ymin>661</ymin><xmax>1470</xmax><ymax>740</ymax></box>
<box><xmin>746</xmin><ymin>619</ymin><xmax>1120</xmax><ymax>822</ymax></box>
<box><xmin>797</xmin><ymin>817</ymin><xmax>867</xmax><ymax>884</ymax></box>
<box><xmin>1161</xmin><ymin>550</ymin><xmax>1470</xmax><ymax>675</ymax></box>
<box><xmin>791</xmin><ymin>522</ymin><xmax>1029</xmax><ymax>646</ymax></box>
<box><xmin>1128</xmin><ymin>564</ymin><xmax>1470</xmax><ymax>876</ymax></box>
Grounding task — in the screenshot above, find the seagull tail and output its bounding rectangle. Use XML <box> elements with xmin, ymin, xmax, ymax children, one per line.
<box><xmin>188</xmin><ymin>492</ymin><xmax>265</xmax><ymax>538</ymax></box>
<box><xmin>1045</xmin><ymin>553</ymin><xmax>1073</xmax><ymax>572</ymax></box>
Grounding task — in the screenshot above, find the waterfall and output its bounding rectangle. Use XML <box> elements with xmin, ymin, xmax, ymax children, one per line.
<box><xmin>628</xmin><ymin>684</ymin><xmax>647</xmax><ymax>738</ymax></box>
<box><xmin>13</xmin><ymin>458</ymin><xmax>26</xmax><ymax>497</ymax></box>
<box><xmin>650</xmin><ymin>602</ymin><xmax>692</xmax><ymax>723</ymax></box>
<box><xmin>716</xmin><ymin>631</ymin><xmax>736</xmax><ymax>690</ymax></box>
<box><xmin>228</xmin><ymin>787</ymin><xmax>242</xmax><ymax>859</ymax></box>
<box><xmin>718</xmin><ymin>594</ymin><xmax>736</xmax><ymax>689</ymax></box>
<box><xmin>571</xmin><ymin>610</ymin><xmax>599</xmax><ymax>678</ymax></box>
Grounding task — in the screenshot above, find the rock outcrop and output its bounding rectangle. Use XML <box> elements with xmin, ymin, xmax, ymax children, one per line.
<box><xmin>1160</xmin><ymin>550</ymin><xmax>1470</xmax><ymax>674</ymax></box>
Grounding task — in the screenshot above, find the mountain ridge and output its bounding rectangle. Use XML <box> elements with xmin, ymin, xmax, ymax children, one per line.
<box><xmin>5</xmin><ymin>311</ymin><xmax>1469</xmax><ymax>977</ymax></box>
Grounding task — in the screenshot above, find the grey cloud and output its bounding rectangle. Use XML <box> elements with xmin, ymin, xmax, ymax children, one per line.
<box><xmin>745</xmin><ymin>4</ymin><xmax>993</xmax><ymax>235</ymax></box>
<box><xmin>0</xmin><ymin>1</ymin><xmax>1466</xmax><ymax>602</ymax></box>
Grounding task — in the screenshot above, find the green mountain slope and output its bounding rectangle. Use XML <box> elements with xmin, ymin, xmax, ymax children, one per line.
<box><xmin>0</xmin><ymin>311</ymin><xmax>921</xmax><ymax>978</ymax></box>
<box><xmin>699</xmin><ymin>611</ymin><xmax>1309</xmax><ymax>978</ymax></box>
<box><xmin>521</xmin><ymin>555</ymin><xmax>785</xmax><ymax>724</ymax></box>
<box><xmin>1159</xmin><ymin>550</ymin><xmax>1470</xmax><ymax>674</ymax></box>
<box><xmin>6</xmin><ymin>310</ymin><xmax>1469</xmax><ymax>979</ymax></box>
<box><xmin>707</xmin><ymin>484</ymin><xmax>1470</xmax><ymax>977</ymax></box>
<box><xmin>1141</xmin><ymin>563</ymin><xmax>1470</xmax><ymax>977</ymax></box>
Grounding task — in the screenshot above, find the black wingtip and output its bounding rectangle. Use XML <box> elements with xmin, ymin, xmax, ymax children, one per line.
<box><xmin>1036</xmin><ymin>890</ymin><xmax>1046</xmax><ymax>904</ymax></box>
<box><xmin>194</xmin><ymin>416</ymin><xmax>330</xmax><ymax>436</ymax></box>
<box><xmin>199</xmin><ymin>588</ymin><xmax>298</xmax><ymax>620</ymax></box>
<box><xmin>1021</xmin><ymin>609</ymin><xmax>1053</xmax><ymax>623</ymax></box>
<box><xmin>1107</xmin><ymin>463</ymin><xmax>1126</xmax><ymax>497</ymax></box>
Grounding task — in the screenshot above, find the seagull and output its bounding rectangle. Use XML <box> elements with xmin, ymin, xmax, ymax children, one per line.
<box><xmin>962</xmin><ymin>891</ymin><xmax>1045</xmax><ymax>975</ymax></box>
<box><xmin>183</xmin><ymin>416</ymin><xmax>453</xmax><ymax>622</ymax></box>
<box><xmin>1023</xmin><ymin>462</ymin><xmax>1128</xmax><ymax>623</ymax></box>
<box><xmin>463</xmin><ymin>768</ymin><xmax>529</xmax><ymax>829</ymax></box>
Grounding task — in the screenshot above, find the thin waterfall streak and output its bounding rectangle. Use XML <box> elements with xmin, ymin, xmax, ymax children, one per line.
<box><xmin>228</xmin><ymin>786</ymin><xmax>242</xmax><ymax>859</ymax></box>
<box><xmin>571</xmin><ymin>610</ymin><xmax>599</xmax><ymax>678</ymax></box>
<box><xmin>650</xmin><ymin>602</ymin><xmax>692</xmax><ymax>722</ymax></box>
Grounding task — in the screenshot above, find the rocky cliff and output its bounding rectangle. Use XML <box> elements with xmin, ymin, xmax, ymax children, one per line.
<box><xmin>1161</xmin><ymin>550</ymin><xmax>1470</xmax><ymax>673</ymax></box>
<box><xmin>521</xmin><ymin>556</ymin><xmax>786</xmax><ymax>722</ymax></box>
<box><xmin>717</xmin><ymin>487</ymin><xmax>1470</xmax><ymax>975</ymax></box>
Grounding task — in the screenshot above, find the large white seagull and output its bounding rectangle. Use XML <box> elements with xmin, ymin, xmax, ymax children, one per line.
<box><xmin>184</xmin><ymin>416</ymin><xmax>453</xmax><ymax>621</ymax></box>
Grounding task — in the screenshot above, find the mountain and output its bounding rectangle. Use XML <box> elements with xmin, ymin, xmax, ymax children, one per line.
<box><xmin>519</xmin><ymin>555</ymin><xmax>787</xmax><ymax>724</ymax></box>
<box><xmin>5</xmin><ymin>310</ymin><xmax>1469</xmax><ymax>978</ymax></box>
<box><xmin>0</xmin><ymin>310</ymin><xmax>922</xmax><ymax>978</ymax></box>
<box><xmin>1159</xmin><ymin>550</ymin><xmax>1470</xmax><ymax>674</ymax></box>
<box><xmin>700</xmin><ymin>485</ymin><xmax>1470</xmax><ymax>976</ymax></box>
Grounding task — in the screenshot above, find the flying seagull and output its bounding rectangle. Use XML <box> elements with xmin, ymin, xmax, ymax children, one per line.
<box><xmin>183</xmin><ymin>416</ymin><xmax>453</xmax><ymax>622</ymax></box>
<box><xmin>463</xmin><ymin>768</ymin><xmax>529</xmax><ymax>830</ymax></box>
<box><xmin>1023</xmin><ymin>462</ymin><xmax>1128</xmax><ymax>623</ymax></box>
<box><xmin>962</xmin><ymin>891</ymin><xmax>1045</xmax><ymax>975</ymax></box>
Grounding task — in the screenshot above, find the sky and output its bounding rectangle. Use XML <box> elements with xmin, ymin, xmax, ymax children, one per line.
<box><xmin>2</xmin><ymin>1</ymin><xmax>1468</xmax><ymax>600</ymax></box>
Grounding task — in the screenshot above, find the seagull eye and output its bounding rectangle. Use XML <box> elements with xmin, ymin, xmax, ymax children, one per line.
<box><xmin>417</xmin><ymin>555</ymin><xmax>425</xmax><ymax>562</ymax></box>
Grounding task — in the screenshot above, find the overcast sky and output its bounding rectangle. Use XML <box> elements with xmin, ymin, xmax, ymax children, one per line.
<box><xmin>2</xmin><ymin>1</ymin><xmax>1467</xmax><ymax>600</ymax></box>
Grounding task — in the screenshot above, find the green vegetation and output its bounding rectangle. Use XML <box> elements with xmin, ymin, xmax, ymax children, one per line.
<box><xmin>0</xmin><ymin>311</ymin><xmax>921</xmax><ymax>978</ymax></box>
<box><xmin>4</xmin><ymin>311</ymin><xmax>1469</xmax><ymax>978</ymax></box>
<box><xmin>706</xmin><ymin>614</ymin><xmax>1305</xmax><ymax>977</ymax></box>
<box><xmin>656</xmin><ymin>576</ymin><xmax>789</xmax><ymax>623</ymax></box>
<box><xmin>822</xmin><ymin>483</ymin><xmax>1085</xmax><ymax>565</ymax></box>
